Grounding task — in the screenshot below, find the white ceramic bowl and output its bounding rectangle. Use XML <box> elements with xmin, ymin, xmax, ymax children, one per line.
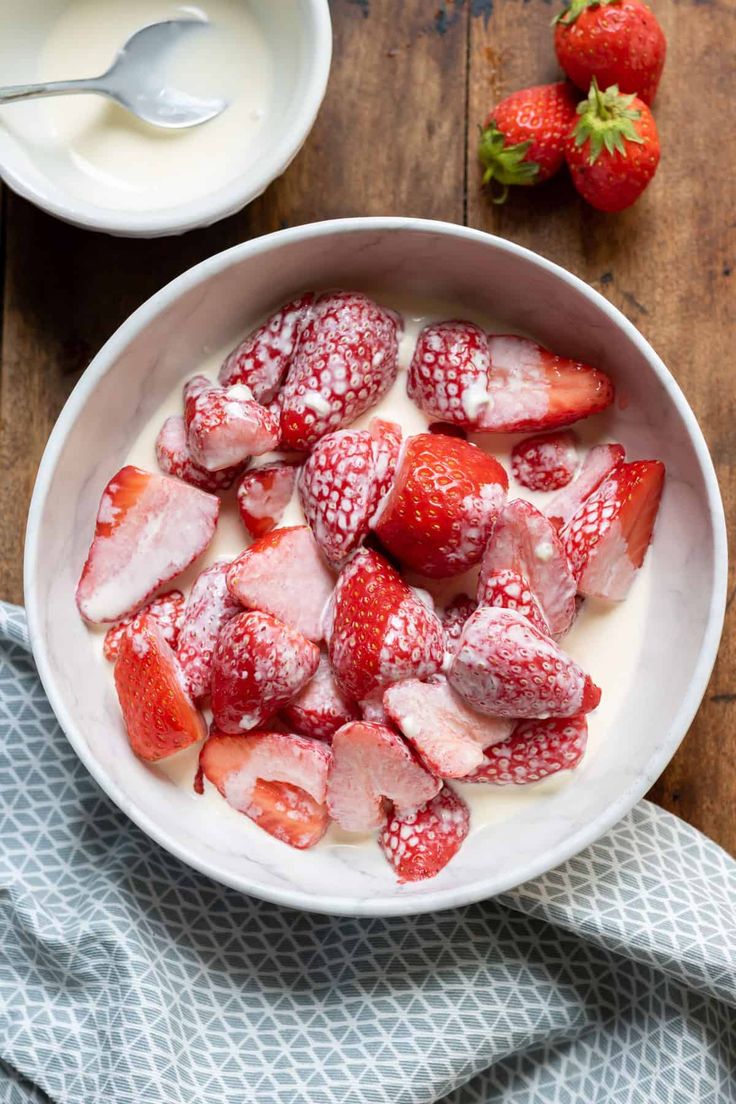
<box><xmin>0</xmin><ymin>0</ymin><xmax>331</xmax><ymax>237</ymax></box>
<box><xmin>25</xmin><ymin>218</ymin><xmax>727</xmax><ymax>915</ymax></box>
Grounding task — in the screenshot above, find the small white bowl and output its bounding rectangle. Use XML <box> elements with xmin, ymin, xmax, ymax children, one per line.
<box><xmin>25</xmin><ymin>218</ymin><xmax>727</xmax><ymax>915</ymax></box>
<box><xmin>0</xmin><ymin>0</ymin><xmax>331</xmax><ymax>237</ymax></box>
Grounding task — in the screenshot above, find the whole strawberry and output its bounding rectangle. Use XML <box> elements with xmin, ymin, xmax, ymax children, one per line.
<box><xmin>565</xmin><ymin>81</ymin><xmax>660</xmax><ymax>212</ymax></box>
<box><xmin>554</xmin><ymin>0</ymin><xmax>666</xmax><ymax>106</ymax></box>
<box><xmin>478</xmin><ymin>82</ymin><xmax>578</xmax><ymax>201</ymax></box>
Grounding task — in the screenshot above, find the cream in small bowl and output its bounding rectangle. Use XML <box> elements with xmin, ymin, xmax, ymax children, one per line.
<box><xmin>0</xmin><ymin>0</ymin><xmax>331</xmax><ymax>235</ymax></box>
<box><xmin>24</xmin><ymin>219</ymin><xmax>727</xmax><ymax>916</ymax></box>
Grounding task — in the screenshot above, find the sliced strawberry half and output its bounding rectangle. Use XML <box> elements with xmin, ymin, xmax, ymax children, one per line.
<box><xmin>408</xmin><ymin>324</ymin><xmax>614</xmax><ymax>432</ymax></box>
<box><xmin>103</xmin><ymin>590</ymin><xmax>185</xmax><ymax>662</ymax></box>
<box><xmin>177</xmin><ymin>561</ymin><xmax>242</xmax><ymax>703</ymax></box>
<box><xmin>546</xmin><ymin>443</ymin><xmax>625</xmax><ymax>531</ymax></box>
<box><xmin>371</xmin><ymin>433</ymin><xmax>508</xmax><ymax>578</ymax></box>
<box><xmin>449</xmin><ymin>606</ymin><xmax>601</xmax><ymax>719</ymax></box>
<box><xmin>227</xmin><ymin>526</ymin><xmax>335</xmax><ymax>642</ymax></box>
<box><xmin>478</xmin><ymin>499</ymin><xmax>576</xmax><ymax>635</ymax></box>
<box><xmin>463</xmin><ymin>715</ymin><xmax>588</xmax><ymax>785</ymax></box>
<box><xmin>199</xmin><ymin>728</ymin><xmax>330</xmax><ymax>849</ymax></box>
<box><xmin>237</xmin><ymin>462</ymin><xmax>299</xmax><ymax>539</ymax></box>
<box><xmin>441</xmin><ymin>594</ymin><xmax>478</xmax><ymax>658</ymax></box>
<box><xmin>155</xmin><ymin>415</ymin><xmax>246</xmax><ymax>492</ymax></box>
<box><xmin>327</xmin><ymin>548</ymin><xmax>445</xmax><ymax>702</ymax></box>
<box><xmin>380</xmin><ymin>785</ymin><xmax>470</xmax><ymax>883</ymax></box>
<box><xmin>279</xmin><ymin>292</ymin><xmax>402</xmax><ymax>450</ymax></box>
<box><xmin>114</xmin><ymin>617</ymin><xmax>206</xmax><ymax>761</ymax></box>
<box><xmin>282</xmin><ymin>652</ymin><xmax>360</xmax><ymax>742</ymax></box>
<box><xmin>562</xmin><ymin>460</ymin><xmax>665</xmax><ymax>600</ymax></box>
<box><xmin>383</xmin><ymin>677</ymin><xmax>513</xmax><ymax>778</ymax></box>
<box><xmin>298</xmin><ymin>417</ymin><xmax>402</xmax><ymax>568</ymax></box>
<box><xmin>184</xmin><ymin>375</ymin><xmax>281</xmax><ymax>471</ymax></box>
<box><xmin>476</xmin><ymin>568</ymin><xmax>549</xmax><ymax>635</ymax></box>
<box><xmin>211</xmin><ymin>611</ymin><xmax>320</xmax><ymax>734</ymax></box>
<box><xmin>219</xmin><ymin>293</ymin><xmax>315</xmax><ymax>401</ymax></box>
<box><xmin>327</xmin><ymin>721</ymin><xmax>440</xmax><ymax>831</ymax></box>
<box><xmin>511</xmin><ymin>430</ymin><xmax>579</xmax><ymax>492</ymax></box>
<box><xmin>76</xmin><ymin>466</ymin><xmax>219</xmax><ymax>624</ymax></box>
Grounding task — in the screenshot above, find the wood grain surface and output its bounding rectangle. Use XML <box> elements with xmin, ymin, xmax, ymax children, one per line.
<box><xmin>0</xmin><ymin>0</ymin><xmax>733</xmax><ymax>851</ymax></box>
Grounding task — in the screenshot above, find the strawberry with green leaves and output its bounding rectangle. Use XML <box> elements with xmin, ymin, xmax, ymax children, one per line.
<box><xmin>478</xmin><ymin>82</ymin><xmax>578</xmax><ymax>202</ymax></box>
<box><xmin>554</xmin><ymin>0</ymin><xmax>666</xmax><ymax>106</ymax></box>
<box><xmin>565</xmin><ymin>80</ymin><xmax>660</xmax><ymax>212</ymax></box>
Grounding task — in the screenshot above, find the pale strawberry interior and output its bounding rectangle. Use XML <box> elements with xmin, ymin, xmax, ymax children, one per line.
<box><xmin>86</xmin><ymin>296</ymin><xmax>654</xmax><ymax>849</ymax></box>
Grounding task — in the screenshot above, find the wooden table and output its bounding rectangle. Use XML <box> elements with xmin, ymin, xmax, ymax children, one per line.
<box><xmin>0</xmin><ymin>0</ymin><xmax>732</xmax><ymax>853</ymax></box>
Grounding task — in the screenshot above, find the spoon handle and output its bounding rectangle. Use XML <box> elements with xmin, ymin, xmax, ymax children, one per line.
<box><xmin>0</xmin><ymin>78</ymin><xmax>108</xmax><ymax>105</ymax></box>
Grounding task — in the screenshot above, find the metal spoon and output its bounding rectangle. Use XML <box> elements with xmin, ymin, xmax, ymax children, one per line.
<box><xmin>0</xmin><ymin>20</ymin><xmax>227</xmax><ymax>129</ymax></box>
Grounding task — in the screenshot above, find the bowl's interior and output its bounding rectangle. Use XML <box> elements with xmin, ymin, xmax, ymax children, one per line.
<box><xmin>26</xmin><ymin>222</ymin><xmax>725</xmax><ymax>915</ymax></box>
<box><xmin>0</xmin><ymin>0</ymin><xmax>327</xmax><ymax>233</ymax></box>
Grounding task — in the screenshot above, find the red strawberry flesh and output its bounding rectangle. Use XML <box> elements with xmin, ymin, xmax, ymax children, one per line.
<box><xmin>463</xmin><ymin>715</ymin><xmax>588</xmax><ymax>785</ymax></box>
<box><xmin>237</xmin><ymin>462</ymin><xmax>299</xmax><ymax>539</ymax></box>
<box><xmin>76</xmin><ymin>466</ymin><xmax>219</xmax><ymax>624</ymax></box>
<box><xmin>372</xmin><ymin>433</ymin><xmax>508</xmax><ymax>578</ymax></box>
<box><xmin>477</xmin><ymin>568</ymin><xmax>550</xmax><ymax>636</ymax></box>
<box><xmin>176</xmin><ymin>560</ymin><xmax>242</xmax><ymax>703</ymax></box>
<box><xmin>200</xmin><ymin>729</ymin><xmax>330</xmax><ymax>849</ymax></box>
<box><xmin>449</xmin><ymin>605</ymin><xmax>601</xmax><ymax>718</ymax></box>
<box><xmin>327</xmin><ymin>721</ymin><xmax>440</xmax><ymax>832</ymax></box>
<box><xmin>282</xmin><ymin>652</ymin><xmax>360</xmax><ymax>742</ymax></box>
<box><xmin>114</xmin><ymin>617</ymin><xmax>206</xmax><ymax>761</ymax></box>
<box><xmin>380</xmin><ymin>785</ymin><xmax>470</xmax><ymax>883</ymax></box>
<box><xmin>184</xmin><ymin>376</ymin><xmax>280</xmax><ymax>471</ymax></box>
<box><xmin>103</xmin><ymin>590</ymin><xmax>185</xmax><ymax>663</ymax></box>
<box><xmin>546</xmin><ymin>442</ymin><xmax>625</xmax><ymax>531</ymax></box>
<box><xmin>155</xmin><ymin>415</ymin><xmax>246</xmax><ymax>492</ymax></box>
<box><xmin>512</xmin><ymin>430</ymin><xmax>579</xmax><ymax>492</ymax></box>
<box><xmin>383</xmin><ymin>677</ymin><xmax>514</xmax><ymax>778</ymax></box>
<box><xmin>219</xmin><ymin>293</ymin><xmax>315</xmax><ymax>401</ymax></box>
<box><xmin>326</xmin><ymin>548</ymin><xmax>445</xmax><ymax>702</ymax></box>
<box><xmin>211</xmin><ymin>611</ymin><xmax>320</xmax><ymax>734</ymax></box>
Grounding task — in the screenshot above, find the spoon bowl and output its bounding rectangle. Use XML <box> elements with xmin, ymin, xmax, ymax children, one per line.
<box><xmin>0</xmin><ymin>19</ymin><xmax>228</xmax><ymax>130</ymax></box>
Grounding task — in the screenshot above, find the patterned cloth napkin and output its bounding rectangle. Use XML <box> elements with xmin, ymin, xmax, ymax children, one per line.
<box><xmin>1</xmin><ymin>603</ymin><xmax>734</xmax><ymax>1104</ymax></box>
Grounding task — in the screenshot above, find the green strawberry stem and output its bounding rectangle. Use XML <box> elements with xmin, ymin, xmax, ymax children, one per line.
<box><xmin>553</xmin><ymin>0</ymin><xmax>618</xmax><ymax>26</ymax></box>
<box><xmin>478</xmin><ymin>123</ymin><xmax>540</xmax><ymax>204</ymax></box>
<box><xmin>573</xmin><ymin>80</ymin><xmax>644</xmax><ymax>165</ymax></box>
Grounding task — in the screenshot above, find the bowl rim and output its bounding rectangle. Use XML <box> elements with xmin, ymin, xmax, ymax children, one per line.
<box><xmin>24</xmin><ymin>216</ymin><xmax>728</xmax><ymax>916</ymax></box>
<box><xmin>0</xmin><ymin>0</ymin><xmax>332</xmax><ymax>237</ymax></box>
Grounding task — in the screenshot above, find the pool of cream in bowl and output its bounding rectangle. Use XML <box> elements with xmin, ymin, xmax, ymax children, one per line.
<box><xmin>85</xmin><ymin>297</ymin><xmax>654</xmax><ymax>853</ymax></box>
<box><xmin>25</xmin><ymin>220</ymin><xmax>725</xmax><ymax>915</ymax></box>
<box><xmin>0</xmin><ymin>0</ymin><xmax>331</xmax><ymax>234</ymax></box>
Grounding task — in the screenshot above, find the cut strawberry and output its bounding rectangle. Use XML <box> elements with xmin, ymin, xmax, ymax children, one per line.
<box><xmin>227</xmin><ymin>526</ymin><xmax>334</xmax><ymax>642</ymax></box>
<box><xmin>103</xmin><ymin>590</ymin><xmax>185</xmax><ymax>662</ymax></box>
<box><xmin>298</xmin><ymin>417</ymin><xmax>402</xmax><ymax>568</ymax></box>
<box><xmin>359</xmin><ymin>693</ymin><xmax>391</xmax><ymax>725</ymax></box>
<box><xmin>279</xmin><ymin>292</ymin><xmax>402</xmax><ymax>450</ymax></box>
<box><xmin>383</xmin><ymin>677</ymin><xmax>513</xmax><ymax>778</ymax></box>
<box><xmin>476</xmin><ymin>568</ymin><xmax>549</xmax><ymax>635</ymax></box>
<box><xmin>76</xmin><ymin>466</ymin><xmax>219</xmax><ymax>624</ymax></box>
<box><xmin>512</xmin><ymin>430</ymin><xmax>579</xmax><ymax>492</ymax></box>
<box><xmin>211</xmin><ymin>611</ymin><xmax>320</xmax><ymax>734</ymax></box>
<box><xmin>449</xmin><ymin>606</ymin><xmax>601</xmax><ymax>718</ymax></box>
<box><xmin>114</xmin><ymin>617</ymin><xmax>206</xmax><ymax>761</ymax></box>
<box><xmin>408</xmin><ymin>324</ymin><xmax>614</xmax><ymax>432</ymax></box>
<box><xmin>199</xmin><ymin>728</ymin><xmax>330</xmax><ymax>849</ymax></box>
<box><xmin>380</xmin><ymin>785</ymin><xmax>470</xmax><ymax>883</ymax></box>
<box><xmin>327</xmin><ymin>721</ymin><xmax>440</xmax><ymax>831</ymax></box>
<box><xmin>155</xmin><ymin>415</ymin><xmax>246</xmax><ymax>492</ymax></box>
<box><xmin>183</xmin><ymin>375</ymin><xmax>280</xmax><ymax>471</ymax></box>
<box><xmin>371</xmin><ymin>433</ymin><xmax>508</xmax><ymax>578</ymax></box>
<box><xmin>478</xmin><ymin>499</ymin><xmax>576</xmax><ymax>635</ymax></box>
<box><xmin>219</xmin><ymin>293</ymin><xmax>315</xmax><ymax>402</ymax></box>
<box><xmin>177</xmin><ymin>561</ymin><xmax>242</xmax><ymax>703</ymax></box>
<box><xmin>282</xmin><ymin>652</ymin><xmax>360</xmax><ymax>741</ymax></box>
<box><xmin>463</xmin><ymin>715</ymin><xmax>588</xmax><ymax>785</ymax></box>
<box><xmin>327</xmin><ymin>548</ymin><xmax>445</xmax><ymax>702</ymax></box>
<box><xmin>441</xmin><ymin>594</ymin><xmax>478</xmax><ymax>658</ymax></box>
<box><xmin>562</xmin><ymin>460</ymin><xmax>665</xmax><ymax>600</ymax></box>
<box><xmin>546</xmin><ymin>443</ymin><xmax>625</xmax><ymax>530</ymax></box>
<box><xmin>237</xmin><ymin>462</ymin><xmax>299</xmax><ymax>539</ymax></box>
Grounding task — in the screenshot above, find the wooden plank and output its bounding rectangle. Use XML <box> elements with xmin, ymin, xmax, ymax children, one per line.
<box><xmin>0</xmin><ymin>0</ymin><xmax>469</xmax><ymax>604</ymax></box>
<box><xmin>467</xmin><ymin>0</ymin><xmax>736</xmax><ymax>852</ymax></box>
